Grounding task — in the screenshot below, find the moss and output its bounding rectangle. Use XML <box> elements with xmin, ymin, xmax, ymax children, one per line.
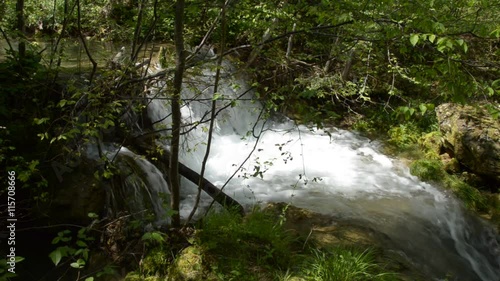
<box><xmin>444</xmin><ymin>176</ymin><xmax>487</xmax><ymax>211</ymax></box>
<box><xmin>124</xmin><ymin>272</ymin><xmax>165</xmax><ymax>281</ymax></box>
<box><xmin>167</xmin><ymin>246</ymin><xmax>204</xmax><ymax>281</ymax></box>
<box><xmin>442</xmin><ymin>157</ymin><xmax>460</xmax><ymax>174</ymax></box>
<box><xmin>410</xmin><ymin>159</ymin><xmax>492</xmax><ymax>213</ymax></box>
<box><xmin>418</xmin><ymin>131</ymin><xmax>442</xmax><ymax>160</ymax></box>
<box><xmin>409</xmin><ymin>159</ymin><xmax>445</xmax><ymax>182</ymax></box>
<box><xmin>141</xmin><ymin>247</ymin><xmax>171</xmax><ymax>277</ymax></box>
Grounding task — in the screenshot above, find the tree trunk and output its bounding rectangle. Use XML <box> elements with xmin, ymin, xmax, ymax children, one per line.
<box><xmin>169</xmin><ymin>0</ymin><xmax>186</xmax><ymax>227</ymax></box>
<box><xmin>16</xmin><ymin>0</ymin><xmax>25</xmax><ymax>59</ymax></box>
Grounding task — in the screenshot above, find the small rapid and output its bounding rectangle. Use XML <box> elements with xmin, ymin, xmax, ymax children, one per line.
<box><xmin>142</xmin><ymin>59</ymin><xmax>500</xmax><ymax>281</ymax></box>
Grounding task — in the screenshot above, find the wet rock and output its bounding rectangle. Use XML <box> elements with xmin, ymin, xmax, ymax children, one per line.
<box><xmin>263</xmin><ymin>203</ymin><xmax>426</xmax><ymax>280</ymax></box>
<box><xmin>420</xmin><ymin>131</ymin><xmax>442</xmax><ymax>159</ymax></box>
<box><xmin>264</xmin><ymin>203</ymin><xmax>387</xmax><ymax>247</ymax></box>
<box><xmin>436</xmin><ymin>103</ymin><xmax>500</xmax><ymax>185</ymax></box>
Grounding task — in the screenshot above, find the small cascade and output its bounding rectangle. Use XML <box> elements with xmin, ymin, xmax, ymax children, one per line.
<box><xmin>142</xmin><ymin>58</ymin><xmax>499</xmax><ymax>280</ymax></box>
<box><xmin>85</xmin><ymin>144</ymin><xmax>171</xmax><ymax>225</ymax></box>
<box><xmin>117</xmin><ymin>147</ymin><xmax>171</xmax><ymax>225</ymax></box>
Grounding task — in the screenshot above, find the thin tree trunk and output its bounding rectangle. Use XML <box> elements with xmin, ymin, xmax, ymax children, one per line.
<box><xmin>16</xmin><ymin>0</ymin><xmax>25</xmax><ymax>59</ymax></box>
<box><xmin>169</xmin><ymin>0</ymin><xmax>186</xmax><ymax>227</ymax></box>
<box><xmin>76</xmin><ymin>0</ymin><xmax>97</xmax><ymax>84</ymax></box>
<box><xmin>185</xmin><ymin>0</ymin><xmax>229</xmax><ymax>225</ymax></box>
<box><xmin>341</xmin><ymin>48</ymin><xmax>355</xmax><ymax>81</ymax></box>
<box><xmin>286</xmin><ymin>23</ymin><xmax>296</xmax><ymax>59</ymax></box>
<box><xmin>131</xmin><ymin>0</ymin><xmax>146</xmax><ymax>62</ymax></box>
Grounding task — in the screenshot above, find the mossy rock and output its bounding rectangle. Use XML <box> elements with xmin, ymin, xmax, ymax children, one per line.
<box><xmin>436</xmin><ymin>103</ymin><xmax>500</xmax><ymax>184</ymax></box>
<box><xmin>167</xmin><ymin>246</ymin><xmax>204</xmax><ymax>281</ymax></box>
<box><xmin>441</xmin><ymin>154</ymin><xmax>460</xmax><ymax>174</ymax></box>
<box><xmin>419</xmin><ymin>131</ymin><xmax>442</xmax><ymax>159</ymax></box>
<box><xmin>124</xmin><ymin>272</ymin><xmax>166</xmax><ymax>281</ymax></box>
<box><xmin>141</xmin><ymin>247</ymin><xmax>171</xmax><ymax>276</ymax></box>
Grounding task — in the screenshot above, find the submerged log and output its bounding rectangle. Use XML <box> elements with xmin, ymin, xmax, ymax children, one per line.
<box><xmin>129</xmin><ymin>136</ymin><xmax>245</xmax><ymax>216</ymax></box>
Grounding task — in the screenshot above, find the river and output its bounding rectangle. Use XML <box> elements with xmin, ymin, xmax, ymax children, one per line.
<box><xmin>138</xmin><ymin>58</ymin><xmax>500</xmax><ymax>281</ymax></box>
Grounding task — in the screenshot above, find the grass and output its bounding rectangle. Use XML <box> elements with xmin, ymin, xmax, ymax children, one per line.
<box><xmin>303</xmin><ymin>247</ymin><xmax>397</xmax><ymax>281</ymax></box>
<box><xmin>409</xmin><ymin>159</ymin><xmax>497</xmax><ymax>214</ymax></box>
<box><xmin>198</xmin><ymin>208</ymin><xmax>297</xmax><ymax>280</ymax></box>
<box><xmin>126</xmin><ymin>207</ymin><xmax>401</xmax><ymax>280</ymax></box>
<box><xmin>409</xmin><ymin>159</ymin><xmax>445</xmax><ymax>182</ymax></box>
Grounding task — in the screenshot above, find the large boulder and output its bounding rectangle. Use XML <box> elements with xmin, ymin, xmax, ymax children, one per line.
<box><xmin>436</xmin><ymin>103</ymin><xmax>500</xmax><ymax>185</ymax></box>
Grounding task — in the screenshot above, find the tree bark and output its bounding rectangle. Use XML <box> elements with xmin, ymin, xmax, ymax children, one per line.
<box><xmin>16</xmin><ymin>0</ymin><xmax>25</xmax><ymax>59</ymax></box>
<box><xmin>286</xmin><ymin>23</ymin><xmax>296</xmax><ymax>59</ymax></box>
<box><xmin>169</xmin><ymin>0</ymin><xmax>186</xmax><ymax>227</ymax></box>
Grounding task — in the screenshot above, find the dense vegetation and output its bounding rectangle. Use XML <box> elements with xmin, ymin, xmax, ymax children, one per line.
<box><xmin>1</xmin><ymin>0</ymin><xmax>499</xmax><ymax>280</ymax></box>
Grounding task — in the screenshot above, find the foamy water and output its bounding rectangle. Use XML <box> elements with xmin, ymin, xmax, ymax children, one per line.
<box><xmin>141</xmin><ymin>60</ymin><xmax>500</xmax><ymax>281</ymax></box>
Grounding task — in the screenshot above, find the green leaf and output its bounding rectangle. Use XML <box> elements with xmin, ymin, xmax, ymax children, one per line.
<box><xmin>213</xmin><ymin>93</ymin><xmax>222</xmax><ymax>100</ymax></box>
<box><xmin>33</xmin><ymin>117</ymin><xmax>50</xmax><ymax>125</ymax></box>
<box><xmin>408</xmin><ymin>108</ymin><xmax>415</xmax><ymax>116</ymax></box>
<box><xmin>419</xmin><ymin>104</ymin><xmax>427</xmax><ymax>115</ymax></box>
<box><xmin>88</xmin><ymin>212</ymin><xmax>98</xmax><ymax>219</ymax></box>
<box><xmin>82</xmin><ymin>249</ymin><xmax>89</xmax><ymax>260</ymax></box>
<box><xmin>76</xmin><ymin>240</ymin><xmax>88</xmax><ymax>247</ymax></box>
<box><xmin>410</xmin><ymin>34</ymin><xmax>419</xmax><ymax>46</ymax></box>
<box><xmin>58</xmin><ymin>99</ymin><xmax>67</xmax><ymax>108</ymax></box>
<box><xmin>85</xmin><ymin>277</ymin><xmax>94</xmax><ymax>281</ymax></box>
<box><xmin>49</xmin><ymin>249</ymin><xmax>63</xmax><ymax>266</ymax></box>
<box><xmin>142</xmin><ymin>231</ymin><xmax>166</xmax><ymax>243</ymax></box>
<box><xmin>463</xmin><ymin>42</ymin><xmax>468</xmax><ymax>53</ymax></box>
<box><xmin>428</xmin><ymin>34</ymin><xmax>436</xmax><ymax>43</ymax></box>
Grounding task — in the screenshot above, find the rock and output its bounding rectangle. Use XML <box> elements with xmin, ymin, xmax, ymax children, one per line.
<box><xmin>420</xmin><ymin>131</ymin><xmax>443</xmax><ymax>159</ymax></box>
<box><xmin>48</xmin><ymin>158</ymin><xmax>105</xmax><ymax>224</ymax></box>
<box><xmin>263</xmin><ymin>203</ymin><xmax>426</xmax><ymax>281</ymax></box>
<box><xmin>440</xmin><ymin>153</ymin><xmax>460</xmax><ymax>173</ymax></box>
<box><xmin>436</xmin><ymin>103</ymin><xmax>500</xmax><ymax>185</ymax></box>
<box><xmin>263</xmin><ymin>203</ymin><xmax>388</xmax><ymax>248</ymax></box>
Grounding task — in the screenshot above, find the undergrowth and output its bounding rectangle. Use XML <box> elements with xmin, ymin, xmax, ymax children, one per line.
<box><xmin>126</xmin><ymin>208</ymin><xmax>400</xmax><ymax>281</ymax></box>
<box><xmin>198</xmin><ymin>208</ymin><xmax>297</xmax><ymax>280</ymax></box>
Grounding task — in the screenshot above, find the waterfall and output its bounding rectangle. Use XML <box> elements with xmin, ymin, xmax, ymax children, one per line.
<box><xmin>140</xmin><ymin>59</ymin><xmax>500</xmax><ymax>281</ymax></box>
<box><xmin>85</xmin><ymin>144</ymin><xmax>171</xmax><ymax>225</ymax></box>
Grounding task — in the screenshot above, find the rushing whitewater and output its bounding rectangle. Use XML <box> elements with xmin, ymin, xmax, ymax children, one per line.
<box><xmin>143</xmin><ymin>58</ymin><xmax>500</xmax><ymax>280</ymax></box>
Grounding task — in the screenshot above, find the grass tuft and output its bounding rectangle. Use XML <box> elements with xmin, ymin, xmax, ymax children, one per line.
<box><xmin>303</xmin><ymin>247</ymin><xmax>397</xmax><ymax>281</ymax></box>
